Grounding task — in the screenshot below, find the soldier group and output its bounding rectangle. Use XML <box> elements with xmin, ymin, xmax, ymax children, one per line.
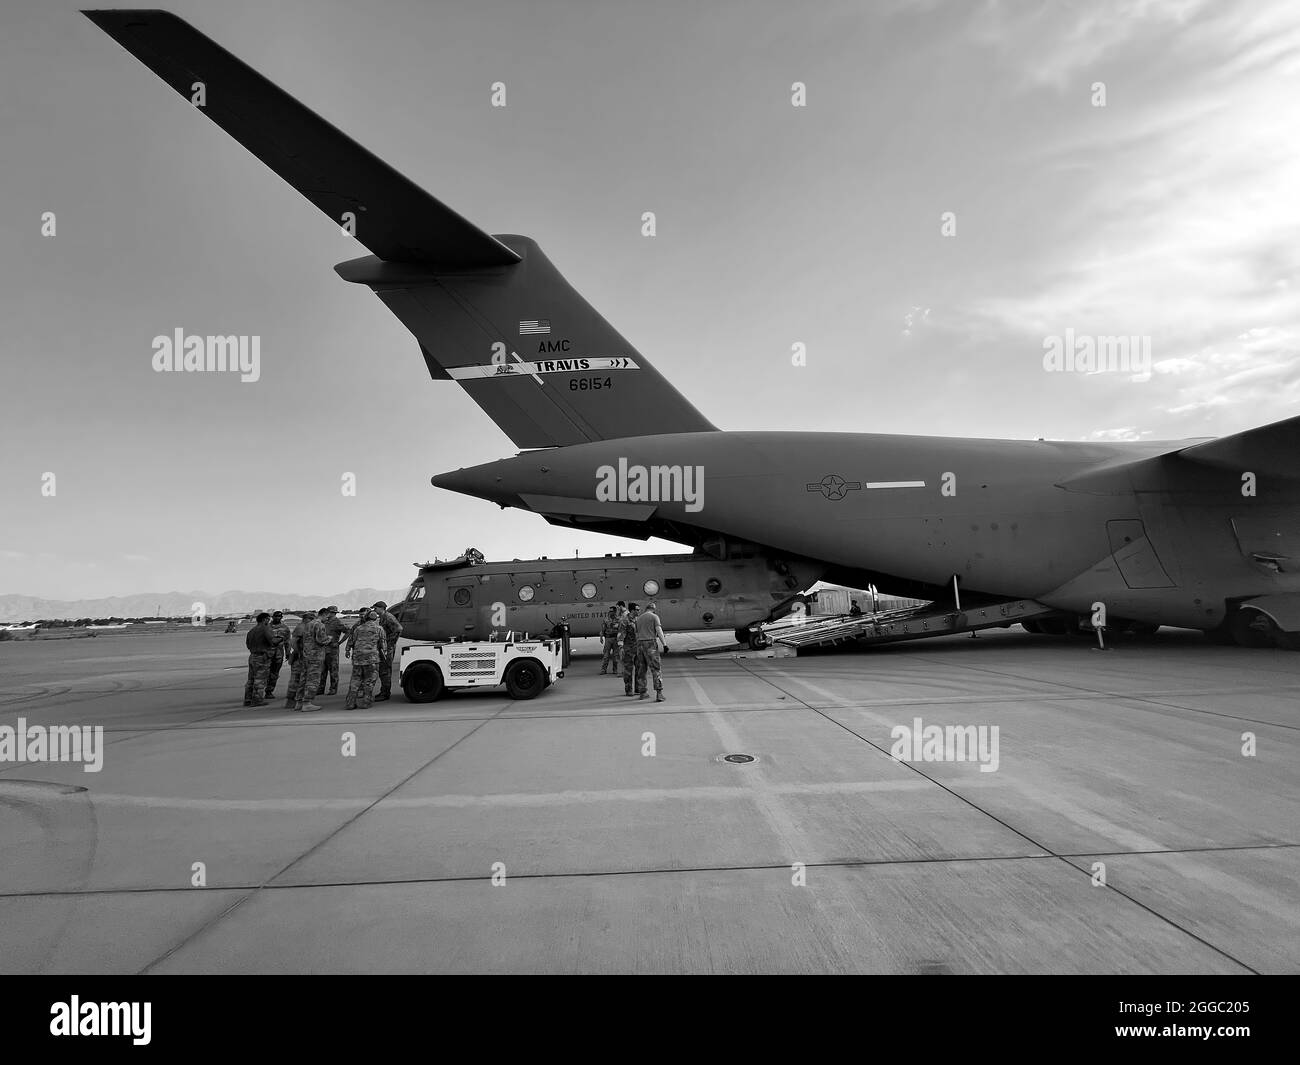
<box><xmin>600</xmin><ymin>601</ymin><xmax>669</xmax><ymax>701</ymax></box>
<box><xmin>242</xmin><ymin>602</ymin><xmax>403</xmax><ymax>712</ymax></box>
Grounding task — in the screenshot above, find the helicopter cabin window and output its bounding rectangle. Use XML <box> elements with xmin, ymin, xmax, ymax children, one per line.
<box><xmin>453</xmin><ymin>587</ymin><xmax>472</xmax><ymax>607</ymax></box>
<box><xmin>664</xmin><ymin>578</ymin><xmax>682</xmax><ymax>590</ymax></box>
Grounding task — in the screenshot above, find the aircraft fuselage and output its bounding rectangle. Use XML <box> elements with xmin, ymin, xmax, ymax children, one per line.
<box><xmin>432</xmin><ymin>430</ymin><xmax>1300</xmax><ymax>631</ymax></box>
<box><xmin>391</xmin><ymin>549</ymin><xmax>824</xmax><ymax>642</ymax></box>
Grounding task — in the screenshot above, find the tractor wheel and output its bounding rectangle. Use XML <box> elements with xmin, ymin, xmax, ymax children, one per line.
<box><xmin>504</xmin><ymin>659</ymin><xmax>546</xmax><ymax>699</ymax></box>
<box><xmin>402</xmin><ymin>662</ymin><xmax>444</xmax><ymax>703</ymax></box>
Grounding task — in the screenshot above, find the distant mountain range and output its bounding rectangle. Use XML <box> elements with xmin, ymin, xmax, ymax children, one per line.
<box><xmin>0</xmin><ymin>589</ymin><xmax>409</xmax><ymax>623</ymax></box>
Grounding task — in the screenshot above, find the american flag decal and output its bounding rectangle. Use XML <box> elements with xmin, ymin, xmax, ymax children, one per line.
<box><xmin>519</xmin><ymin>320</ymin><xmax>551</xmax><ymax>335</ymax></box>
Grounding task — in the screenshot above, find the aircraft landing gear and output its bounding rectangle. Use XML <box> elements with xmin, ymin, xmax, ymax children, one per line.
<box><xmin>1230</xmin><ymin>609</ymin><xmax>1274</xmax><ymax>648</ymax></box>
<box><xmin>735</xmin><ymin>626</ymin><xmax>770</xmax><ymax>650</ymax></box>
<box><xmin>1228</xmin><ymin>608</ymin><xmax>1300</xmax><ymax>649</ymax></box>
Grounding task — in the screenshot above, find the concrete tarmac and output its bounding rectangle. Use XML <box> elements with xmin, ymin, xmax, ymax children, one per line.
<box><xmin>0</xmin><ymin>627</ymin><xmax>1296</xmax><ymax>973</ymax></box>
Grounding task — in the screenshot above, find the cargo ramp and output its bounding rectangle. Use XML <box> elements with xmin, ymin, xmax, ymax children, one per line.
<box><xmin>762</xmin><ymin>599</ymin><xmax>1057</xmax><ymax>653</ymax></box>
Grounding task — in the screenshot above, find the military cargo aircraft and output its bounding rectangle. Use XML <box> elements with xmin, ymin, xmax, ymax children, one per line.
<box><xmin>89</xmin><ymin>11</ymin><xmax>1300</xmax><ymax>650</ymax></box>
<box><xmin>390</xmin><ymin>548</ymin><xmax>822</xmax><ymax>645</ymax></box>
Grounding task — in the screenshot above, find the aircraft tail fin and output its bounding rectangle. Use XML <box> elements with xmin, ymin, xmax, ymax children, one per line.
<box><xmin>335</xmin><ymin>246</ymin><xmax>716</xmax><ymax>448</ymax></box>
<box><xmin>84</xmin><ymin>9</ymin><xmax>518</xmax><ymax>269</ymax></box>
<box><xmin>86</xmin><ymin>9</ymin><xmax>714</xmax><ymax>448</ymax></box>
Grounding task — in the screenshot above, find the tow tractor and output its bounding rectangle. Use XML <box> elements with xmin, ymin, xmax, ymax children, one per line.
<box><xmin>399</xmin><ymin>632</ymin><xmax>566</xmax><ymax>702</ymax></box>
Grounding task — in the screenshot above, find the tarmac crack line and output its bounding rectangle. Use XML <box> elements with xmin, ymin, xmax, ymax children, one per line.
<box><xmin>134</xmin><ymin>706</ymin><xmax>510</xmax><ymax>974</ymax></box>
<box><xmin>737</xmin><ymin>663</ymin><xmax>1261</xmax><ymax>975</ymax></box>
<box><xmin>6</xmin><ymin>842</ymin><xmax>1298</xmax><ymax>899</ymax></box>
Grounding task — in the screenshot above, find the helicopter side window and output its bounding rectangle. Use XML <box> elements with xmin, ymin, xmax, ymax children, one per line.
<box><xmin>453</xmin><ymin>587</ymin><xmax>472</xmax><ymax>607</ymax></box>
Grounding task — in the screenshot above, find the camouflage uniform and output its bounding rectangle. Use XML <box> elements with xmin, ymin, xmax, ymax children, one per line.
<box><xmin>634</xmin><ymin>608</ymin><xmax>666</xmax><ymax>698</ymax></box>
<box><xmin>620</xmin><ymin>612</ymin><xmax>639</xmax><ymax>694</ymax></box>
<box><xmin>375</xmin><ymin>607</ymin><xmax>403</xmax><ymax>699</ymax></box>
<box><xmin>265</xmin><ymin>617</ymin><xmax>291</xmax><ymax>697</ymax></box>
<box><xmin>294</xmin><ymin>614</ymin><xmax>331</xmax><ymax>710</ymax></box>
<box><xmin>599</xmin><ymin>614</ymin><xmax>621</xmax><ymax>674</ymax></box>
<box><xmin>244</xmin><ymin>653</ymin><xmax>271</xmax><ymax>705</ymax></box>
<box><xmin>343</xmin><ymin>616</ymin><xmax>388</xmax><ymax>710</ymax></box>
<box><xmin>317</xmin><ymin>610</ymin><xmax>349</xmax><ymax>695</ymax></box>
<box><xmin>634</xmin><ymin>642</ymin><xmax>663</xmax><ymax>696</ymax></box>
<box><xmin>243</xmin><ymin>620</ymin><xmax>274</xmax><ymax>706</ymax></box>
<box><xmin>284</xmin><ymin>616</ymin><xmax>310</xmax><ymax>708</ymax></box>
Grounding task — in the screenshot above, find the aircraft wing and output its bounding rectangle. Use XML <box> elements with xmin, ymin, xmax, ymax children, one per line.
<box><xmin>83</xmin><ymin>9</ymin><xmax>519</xmax><ymax>269</ymax></box>
<box><xmin>1172</xmin><ymin>415</ymin><xmax>1300</xmax><ymax>479</ymax></box>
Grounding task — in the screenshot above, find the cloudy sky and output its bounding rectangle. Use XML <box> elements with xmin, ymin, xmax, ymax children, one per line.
<box><xmin>2</xmin><ymin>0</ymin><xmax>1298</xmax><ymax>599</ymax></box>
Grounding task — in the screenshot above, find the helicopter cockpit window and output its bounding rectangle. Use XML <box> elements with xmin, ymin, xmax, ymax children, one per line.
<box><xmin>406</xmin><ymin>580</ymin><xmax>425</xmax><ymax>601</ymax></box>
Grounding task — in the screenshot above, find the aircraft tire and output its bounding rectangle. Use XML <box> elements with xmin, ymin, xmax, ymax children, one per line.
<box><xmin>504</xmin><ymin>659</ymin><xmax>545</xmax><ymax>700</ymax></box>
<box><xmin>402</xmin><ymin>662</ymin><xmax>444</xmax><ymax>703</ymax></box>
<box><xmin>747</xmin><ymin>630</ymin><xmax>771</xmax><ymax>650</ymax></box>
<box><xmin>1229</xmin><ymin>609</ymin><xmax>1274</xmax><ymax>649</ymax></box>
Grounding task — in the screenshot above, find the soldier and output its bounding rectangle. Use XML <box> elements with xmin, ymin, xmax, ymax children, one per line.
<box><xmin>634</xmin><ymin>601</ymin><xmax>669</xmax><ymax>702</ymax></box>
<box><xmin>243</xmin><ymin>612</ymin><xmax>274</xmax><ymax>707</ymax></box>
<box><xmin>284</xmin><ymin>610</ymin><xmax>313</xmax><ymax>709</ymax></box>
<box><xmin>316</xmin><ymin>605</ymin><xmax>348</xmax><ymax>696</ymax></box>
<box><xmin>372</xmin><ymin>601</ymin><xmax>403</xmax><ymax>701</ymax></box>
<box><xmin>599</xmin><ymin>607</ymin><xmax>621</xmax><ymax>674</ymax></box>
<box><xmin>343</xmin><ymin>608</ymin><xmax>388</xmax><ymax>710</ymax></box>
<box><xmin>293</xmin><ymin>608</ymin><xmax>330</xmax><ymax>713</ymax></box>
<box><xmin>620</xmin><ymin>603</ymin><xmax>640</xmax><ymax>696</ymax></box>
<box><xmin>264</xmin><ymin>610</ymin><xmax>291</xmax><ymax>698</ymax></box>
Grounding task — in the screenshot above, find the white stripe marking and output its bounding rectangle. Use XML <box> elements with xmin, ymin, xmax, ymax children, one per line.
<box><xmin>512</xmin><ymin>351</ymin><xmax>544</xmax><ymax>385</ymax></box>
<box><xmin>445</xmin><ymin>356</ymin><xmax>639</xmax><ymax>381</ymax></box>
<box><xmin>37</xmin><ymin>776</ymin><xmax>966</xmax><ymax>813</ymax></box>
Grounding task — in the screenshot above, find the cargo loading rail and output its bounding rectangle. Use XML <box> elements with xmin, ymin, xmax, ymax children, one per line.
<box><xmin>768</xmin><ymin>599</ymin><xmax>1057</xmax><ymax>650</ymax></box>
